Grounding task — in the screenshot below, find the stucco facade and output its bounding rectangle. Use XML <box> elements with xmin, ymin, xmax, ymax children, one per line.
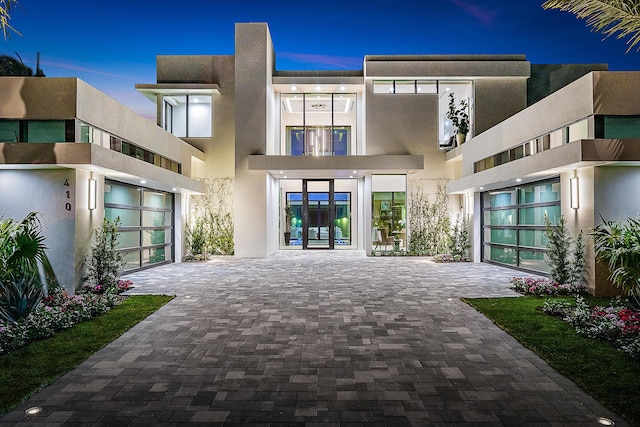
<box><xmin>2</xmin><ymin>22</ymin><xmax>638</xmax><ymax>296</ymax></box>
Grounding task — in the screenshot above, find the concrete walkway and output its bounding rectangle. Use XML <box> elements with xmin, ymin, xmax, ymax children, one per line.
<box><xmin>1</xmin><ymin>251</ymin><xmax>628</xmax><ymax>426</ymax></box>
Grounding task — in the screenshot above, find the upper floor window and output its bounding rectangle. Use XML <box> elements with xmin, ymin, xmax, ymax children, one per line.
<box><xmin>372</xmin><ymin>80</ymin><xmax>438</xmax><ymax>94</ymax></box>
<box><xmin>162</xmin><ymin>95</ymin><xmax>212</xmax><ymax>138</ymax></box>
<box><xmin>281</xmin><ymin>93</ymin><xmax>357</xmax><ymax>156</ymax></box>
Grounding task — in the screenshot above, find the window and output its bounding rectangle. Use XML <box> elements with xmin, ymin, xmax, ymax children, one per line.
<box><xmin>281</xmin><ymin>93</ymin><xmax>356</xmax><ymax>156</ymax></box>
<box><xmin>372</xmin><ymin>80</ymin><xmax>438</xmax><ymax>94</ymax></box>
<box><xmin>0</xmin><ymin>120</ymin><xmax>19</xmax><ymax>142</ymax></box>
<box><xmin>439</xmin><ymin>81</ymin><xmax>472</xmax><ymax>146</ymax></box>
<box><xmin>162</xmin><ymin>95</ymin><xmax>212</xmax><ymax>137</ymax></box>
<box><xmin>26</xmin><ymin>120</ymin><xmax>71</xmax><ymax>143</ymax></box>
<box><xmin>482</xmin><ymin>178</ymin><xmax>560</xmax><ymax>273</ymax></box>
<box><xmin>602</xmin><ymin>116</ymin><xmax>640</xmax><ymax>138</ymax></box>
<box><xmin>371</xmin><ymin>175</ymin><xmax>407</xmax><ymax>251</ymax></box>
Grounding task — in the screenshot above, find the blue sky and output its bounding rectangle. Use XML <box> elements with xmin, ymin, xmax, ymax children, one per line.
<box><xmin>3</xmin><ymin>0</ymin><xmax>639</xmax><ymax>119</ymax></box>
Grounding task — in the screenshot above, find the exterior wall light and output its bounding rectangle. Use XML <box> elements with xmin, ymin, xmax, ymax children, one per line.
<box><xmin>88</xmin><ymin>178</ymin><xmax>97</xmax><ymax>210</ymax></box>
<box><xmin>570</xmin><ymin>176</ymin><xmax>579</xmax><ymax>209</ymax></box>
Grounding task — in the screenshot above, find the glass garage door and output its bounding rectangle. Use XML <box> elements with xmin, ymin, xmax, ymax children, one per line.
<box><xmin>482</xmin><ymin>178</ymin><xmax>560</xmax><ymax>273</ymax></box>
<box><xmin>104</xmin><ymin>180</ymin><xmax>174</xmax><ymax>271</ymax></box>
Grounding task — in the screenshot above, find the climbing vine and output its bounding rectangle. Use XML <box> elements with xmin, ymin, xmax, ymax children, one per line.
<box><xmin>407</xmin><ymin>179</ymin><xmax>451</xmax><ymax>255</ymax></box>
<box><xmin>185</xmin><ymin>178</ymin><xmax>235</xmax><ymax>259</ymax></box>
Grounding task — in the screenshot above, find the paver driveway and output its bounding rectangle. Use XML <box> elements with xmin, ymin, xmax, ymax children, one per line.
<box><xmin>1</xmin><ymin>251</ymin><xmax>628</xmax><ymax>426</ymax></box>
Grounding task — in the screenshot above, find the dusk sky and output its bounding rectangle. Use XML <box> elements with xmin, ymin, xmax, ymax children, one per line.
<box><xmin>2</xmin><ymin>0</ymin><xmax>640</xmax><ymax>119</ymax></box>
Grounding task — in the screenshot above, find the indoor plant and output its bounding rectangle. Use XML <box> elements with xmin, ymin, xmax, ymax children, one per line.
<box><xmin>446</xmin><ymin>93</ymin><xmax>470</xmax><ymax>145</ymax></box>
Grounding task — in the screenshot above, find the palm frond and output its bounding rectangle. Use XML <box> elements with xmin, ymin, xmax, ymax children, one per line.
<box><xmin>542</xmin><ymin>0</ymin><xmax>640</xmax><ymax>52</ymax></box>
<box><xmin>0</xmin><ymin>0</ymin><xmax>20</xmax><ymax>40</ymax></box>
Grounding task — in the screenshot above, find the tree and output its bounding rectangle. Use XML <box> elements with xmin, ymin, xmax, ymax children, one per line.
<box><xmin>0</xmin><ymin>0</ymin><xmax>20</xmax><ymax>40</ymax></box>
<box><xmin>0</xmin><ymin>54</ymin><xmax>32</xmax><ymax>76</ymax></box>
<box><xmin>542</xmin><ymin>0</ymin><xmax>640</xmax><ymax>52</ymax></box>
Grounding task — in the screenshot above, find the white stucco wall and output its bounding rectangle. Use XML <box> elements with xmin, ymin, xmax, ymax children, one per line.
<box><xmin>0</xmin><ymin>169</ymin><xmax>78</xmax><ymax>292</ymax></box>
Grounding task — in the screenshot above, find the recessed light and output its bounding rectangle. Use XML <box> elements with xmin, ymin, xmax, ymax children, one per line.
<box><xmin>516</xmin><ymin>178</ymin><xmax>522</xmax><ymax>183</ymax></box>
<box><xmin>349</xmin><ymin>176</ymin><xmax>353</xmax><ymax>178</ymax></box>
<box><xmin>291</xmin><ymin>86</ymin><xmax>297</xmax><ymax>91</ymax></box>
<box><xmin>140</xmin><ymin>180</ymin><xmax>146</xmax><ymax>184</ymax></box>
<box><xmin>284</xmin><ymin>176</ymin><xmax>287</xmax><ymax>179</ymax></box>
<box><xmin>479</xmin><ymin>187</ymin><xmax>484</xmax><ymax>190</ymax></box>
<box><xmin>597</xmin><ymin>417</ymin><xmax>615</xmax><ymax>426</ymax></box>
<box><xmin>172</xmin><ymin>188</ymin><xmax>177</xmax><ymax>191</ymax></box>
<box><xmin>353</xmin><ymin>171</ymin><xmax>357</xmax><ymax>174</ymax></box>
<box><xmin>316</xmin><ymin>86</ymin><xmax>321</xmax><ymax>91</ymax></box>
<box><xmin>25</xmin><ymin>407</ymin><xmax>42</xmax><ymax>415</ymax></box>
<box><xmin>340</xmin><ymin>86</ymin><xmax>345</xmax><ymax>91</ymax></box>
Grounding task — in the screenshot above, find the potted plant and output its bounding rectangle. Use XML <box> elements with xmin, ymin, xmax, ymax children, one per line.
<box><xmin>446</xmin><ymin>93</ymin><xmax>470</xmax><ymax>145</ymax></box>
<box><xmin>283</xmin><ymin>205</ymin><xmax>293</xmax><ymax>245</ymax></box>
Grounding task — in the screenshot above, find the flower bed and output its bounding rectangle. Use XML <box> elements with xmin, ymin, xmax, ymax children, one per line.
<box><xmin>543</xmin><ymin>296</ymin><xmax>640</xmax><ymax>361</ymax></box>
<box><xmin>511</xmin><ymin>276</ymin><xmax>587</xmax><ymax>296</ymax></box>
<box><xmin>432</xmin><ymin>254</ymin><xmax>470</xmax><ymax>263</ymax></box>
<box><xmin>0</xmin><ymin>284</ymin><xmax>131</xmax><ymax>355</ymax></box>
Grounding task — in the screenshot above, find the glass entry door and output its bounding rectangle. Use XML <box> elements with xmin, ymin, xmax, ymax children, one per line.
<box><xmin>303</xmin><ymin>180</ymin><xmax>334</xmax><ymax>249</ymax></box>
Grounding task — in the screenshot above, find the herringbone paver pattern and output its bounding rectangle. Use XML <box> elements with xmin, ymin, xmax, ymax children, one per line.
<box><xmin>0</xmin><ymin>251</ymin><xmax>628</xmax><ymax>426</ymax></box>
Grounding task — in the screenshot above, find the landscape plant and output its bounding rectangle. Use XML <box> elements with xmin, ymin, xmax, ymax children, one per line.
<box><xmin>187</xmin><ymin>177</ymin><xmax>234</xmax><ymax>258</ymax></box>
<box><xmin>544</xmin><ymin>214</ymin><xmax>586</xmax><ymax>286</ymax></box>
<box><xmin>84</xmin><ymin>217</ymin><xmax>125</xmax><ymax>292</ymax></box>
<box><xmin>448</xmin><ymin>213</ymin><xmax>470</xmax><ymax>260</ymax></box>
<box><xmin>591</xmin><ymin>214</ymin><xmax>640</xmax><ymax>306</ymax></box>
<box><xmin>0</xmin><ymin>212</ymin><xmax>59</xmax><ymax>323</ymax></box>
<box><xmin>407</xmin><ymin>179</ymin><xmax>451</xmax><ymax>255</ymax></box>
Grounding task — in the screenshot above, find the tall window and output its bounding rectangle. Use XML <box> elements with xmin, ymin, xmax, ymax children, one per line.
<box><xmin>281</xmin><ymin>93</ymin><xmax>356</xmax><ymax>156</ymax></box>
<box><xmin>482</xmin><ymin>178</ymin><xmax>560</xmax><ymax>272</ymax></box>
<box><xmin>162</xmin><ymin>95</ymin><xmax>212</xmax><ymax>138</ymax></box>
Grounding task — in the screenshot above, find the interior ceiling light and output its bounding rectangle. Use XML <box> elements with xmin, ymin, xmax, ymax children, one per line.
<box><xmin>25</xmin><ymin>407</ymin><xmax>42</xmax><ymax>415</ymax></box>
<box><xmin>597</xmin><ymin>417</ymin><xmax>615</xmax><ymax>426</ymax></box>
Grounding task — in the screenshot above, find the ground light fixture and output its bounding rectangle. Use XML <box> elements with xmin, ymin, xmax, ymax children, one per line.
<box><xmin>597</xmin><ymin>417</ymin><xmax>615</xmax><ymax>425</ymax></box>
<box><xmin>25</xmin><ymin>407</ymin><xmax>42</xmax><ymax>415</ymax></box>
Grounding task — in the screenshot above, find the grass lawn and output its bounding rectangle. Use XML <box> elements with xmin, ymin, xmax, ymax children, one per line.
<box><xmin>0</xmin><ymin>294</ymin><xmax>173</xmax><ymax>416</ymax></box>
<box><xmin>463</xmin><ymin>295</ymin><xmax>640</xmax><ymax>427</ymax></box>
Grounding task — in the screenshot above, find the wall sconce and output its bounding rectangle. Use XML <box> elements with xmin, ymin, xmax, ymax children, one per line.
<box><xmin>88</xmin><ymin>178</ymin><xmax>97</xmax><ymax>210</ymax></box>
<box><xmin>570</xmin><ymin>177</ymin><xmax>579</xmax><ymax>209</ymax></box>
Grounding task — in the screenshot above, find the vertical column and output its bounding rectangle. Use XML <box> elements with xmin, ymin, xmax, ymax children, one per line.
<box><xmin>233</xmin><ymin>23</ymin><xmax>275</xmax><ymax>257</ymax></box>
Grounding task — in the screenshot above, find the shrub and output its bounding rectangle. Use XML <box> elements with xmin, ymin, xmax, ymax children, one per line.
<box><xmin>591</xmin><ymin>215</ymin><xmax>640</xmax><ymax>305</ymax></box>
<box><xmin>542</xmin><ymin>298</ymin><xmax>573</xmax><ymax>317</ymax></box>
<box><xmin>0</xmin><ymin>288</ymin><xmax>123</xmax><ymax>355</ymax></box>
<box><xmin>511</xmin><ymin>276</ymin><xmax>587</xmax><ymax>296</ymax></box>
<box><xmin>545</xmin><ymin>215</ymin><xmax>585</xmax><ymax>287</ymax></box>
<box><xmin>0</xmin><ymin>277</ymin><xmax>42</xmax><ymax>323</ymax></box>
<box><xmin>84</xmin><ymin>217</ymin><xmax>125</xmax><ymax>291</ymax></box>
<box><xmin>566</xmin><ymin>295</ymin><xmax>640</xmax><ymax>360</ymax></box>
<box><xmin>448</xmin><ymin>213</ymin><xmax>470</xmax><ymax>259</ymax></box>
<box><xmin>0</xmin><ymin>212</ymin><xmax>59</xmax><ymax>322</ymax></box>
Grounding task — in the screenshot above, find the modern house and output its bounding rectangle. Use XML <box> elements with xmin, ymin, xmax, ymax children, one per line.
<box><xmin>1</xmin><ymin>22</ymin><xmax>637</xmax><ymax>296</ymax></box>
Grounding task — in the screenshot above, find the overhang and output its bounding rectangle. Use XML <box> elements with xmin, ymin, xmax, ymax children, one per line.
<box><xmin>135</xmin><ymin>83</ymin><xmax>221</xmax><ymax>102</ymax></box>
<box><xmin>0</xmin><ymin>143</ymin><xmax>207</xmax><ymax>194</ymax></box>
<box><xmin>447</xmin><ymin>139</ymin><xmax>640</xmax><ymax>194</ymax></box>
<box><xmin>248</xmin><ymin>154</ymin><xmax>424</xmax><ymax>179</ymax></box>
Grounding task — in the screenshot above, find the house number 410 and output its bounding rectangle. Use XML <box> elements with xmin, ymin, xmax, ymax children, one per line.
<box><xmin>64</xmin><ymin>179</ymin><xmax>72</xmax><ymax>211</ymax></box>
